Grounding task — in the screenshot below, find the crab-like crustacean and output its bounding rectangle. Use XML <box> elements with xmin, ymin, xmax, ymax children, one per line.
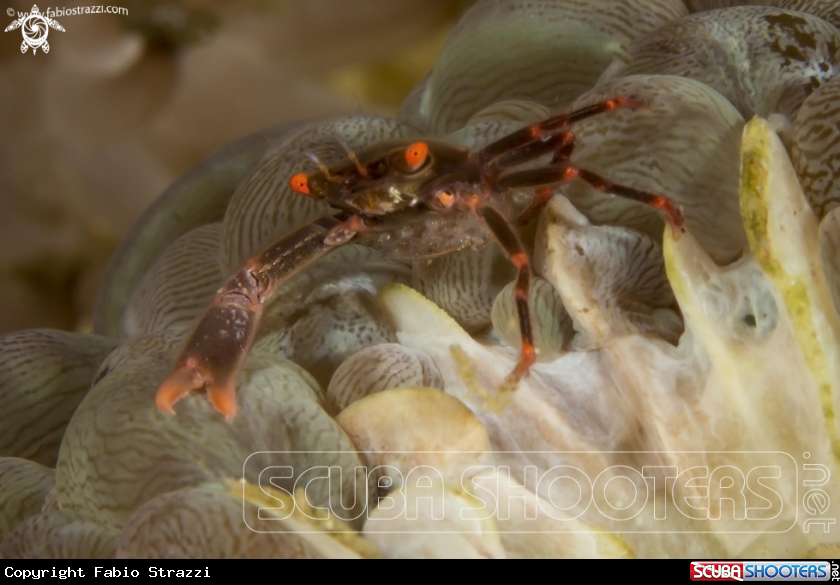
<box><xmin>155</xmin><ymin>95</ymin><xmax>686</xmax><ymax>419</ymax></box>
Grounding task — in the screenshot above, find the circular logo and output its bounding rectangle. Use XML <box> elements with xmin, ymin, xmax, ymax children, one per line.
<box><xmin>6</xmin><ymin>8</ymin><xmax>14</xmax><ymax>17</ymax></box>
<box><xmin>21</xmin><ymin>13</ymin><xmax>47</xmax><ymax>49</ymax></box>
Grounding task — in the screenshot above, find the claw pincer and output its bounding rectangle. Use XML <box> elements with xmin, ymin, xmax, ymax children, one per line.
<box><xmin>155</xmin><ymin>96</ymin><xmax>685</xmax><ymax>418</ymax></box>
<box><xmin>156</xmin><ymin>272</ymin><xmax>262</xmax><ymax>419</ymax></box>
<box><xmin>156</xmin><ymin>216</ymin><xmax>345</xmax><ymax>418</ymax></box>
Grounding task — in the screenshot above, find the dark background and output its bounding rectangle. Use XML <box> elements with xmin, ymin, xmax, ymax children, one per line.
<box><xmin>0</xmin><ymin>0</ymin><xmax>471</xmax><ymax>334</ymax></box>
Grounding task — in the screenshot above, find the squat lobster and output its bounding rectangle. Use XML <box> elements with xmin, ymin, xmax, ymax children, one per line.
<box><xmin>155</xmin><ymin>96</ymin><xmax>685</xmax><ymax>419</ymax></box>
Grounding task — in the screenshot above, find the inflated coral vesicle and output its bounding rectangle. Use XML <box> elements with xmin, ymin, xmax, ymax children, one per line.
<box><xmin>3</xmin><ymin>0</ymin><xmax>840</xmax><ymax>559</ymax></box>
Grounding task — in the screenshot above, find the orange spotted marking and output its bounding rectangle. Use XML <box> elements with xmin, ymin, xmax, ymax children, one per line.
<box><xmin>529</xmin><ymin>125</ymin><xmax>544</xmax><ymax>139</ymax></box>
<box><xmin>510</xmin><ymin>251</ymin><xmax>529</xmax><ymax>269</ymax></box>
<box><xmin>651</xmin><ymin>196</ymin><xmax>686</xmax><ymax>232</ymax></box>
<box><xmin>436</xmin><ymin>190</ymin><xmax>455</xmax><ymax>209</ymax></box>
<box><xmin>521</xmin><ymin>341</ymin><xmax>536</xmax><ymax>363</ymax></box>
<box><xmin>651</xmin><ymin>195</ymin><xmax>671</xmax><ymax>211</ymax></box>
<box><xmin>289</xmin><ymin>173</ymin><xmax>310</xmax><ymax>195</ymax></box>
<box><xmin>405</xmin><ymin>142</ymin><xmax>429</xmax><ymax>171</ymax></box>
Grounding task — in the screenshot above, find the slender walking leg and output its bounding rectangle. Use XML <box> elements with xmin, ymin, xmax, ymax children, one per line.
<box><xmin>478</xmin><ymin>96</ymin><xmax>646</xmax><ymax>164</ymax></box>
<box><xmin>498</xmin><ymin>164</ymin><xmax>685</xmax><ymax>235</ymax></box>
<box><xmin>479</xmin><ymin>206</ymin><xmax>536</xmax><ymax>390</ymax></box>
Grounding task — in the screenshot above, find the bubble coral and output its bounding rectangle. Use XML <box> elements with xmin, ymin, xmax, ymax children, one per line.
<box><xmin>2</xmin><ymin>0</ymin><xmax>840</xmax><ymax>559</ymax></box>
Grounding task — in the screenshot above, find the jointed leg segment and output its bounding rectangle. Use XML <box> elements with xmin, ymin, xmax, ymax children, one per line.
<box><xmin>479</xmin><ymin>95</ymin><xmax>647</xmax><ymax>165</ymax></box>
<box><xmin>156</xmin><ymin>214</ymin><xmax>360</xmax><ymax>419</ymax></box>
<box><xmin>499</xmin><ymin>163</ymin><xmax>685</xmax><ymax>235</ymax></box>
<box><xmin>574</xmin><ymin>167</ymin><xmax>685</xmax><ymax>236</ymax></box>
<box><xmin>156</xmin><ymin>94</ymin><xmax>683</xmax><ymax>418</ymax></box>
<box><xmin>479</xmin><ymin>206</ymin><xmax>537</xmax><ymax>390</ymax></box>
<box><xmin>479</xmin><ymin>95</ymin><xmax>682</xmax><ymax>232</ymax></box>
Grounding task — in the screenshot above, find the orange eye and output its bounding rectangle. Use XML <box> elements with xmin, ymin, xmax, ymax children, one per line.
<box><xmin>404</xmin><ymin>142</ymin><xmax>429</xmax><ymax>171</ymax></box>
<box><xmin>289</xmin><ymin>173</ymin><xmax>310</xmax><ymax>195</ymax></box>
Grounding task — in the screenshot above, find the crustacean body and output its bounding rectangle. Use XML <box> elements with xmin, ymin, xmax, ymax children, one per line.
<box><xmin>155</xmin><ymin>96</ymin><xmax>685</xmax><ymax>419</ymax></box>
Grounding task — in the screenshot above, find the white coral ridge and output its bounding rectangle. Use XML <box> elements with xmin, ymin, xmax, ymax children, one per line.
<box><xmin>3</xmin><ymin>0</ymin><xmax>840</xmax><ymax>561</ymax></box>
<box><xmin>368</xmin><ymin>117</ymin><xmax>840</xmax><ymax>560</ymax></box>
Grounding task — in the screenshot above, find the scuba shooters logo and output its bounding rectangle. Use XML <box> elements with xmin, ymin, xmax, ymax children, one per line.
<box><xmin>690</xmin><ymin>561</ymin><xmax>835</xmax><ymax>581</ymax></box>
<box><xmin>4</xmin><ymin>5</ymin><xmax>64</xmax><ymax>54</ymax></box>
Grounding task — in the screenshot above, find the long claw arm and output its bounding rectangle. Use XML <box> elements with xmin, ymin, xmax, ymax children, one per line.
<box><xmin>156</xmin><ymin>215</ymin><xmax>350</xmax><ymax>419</ymax></box>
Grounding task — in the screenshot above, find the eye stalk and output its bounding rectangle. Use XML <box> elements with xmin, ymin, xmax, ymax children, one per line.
<box><xmin>289</xmin><ymin>173</ymin><xmax>310</xmax><ymax>195</ymax></box>
<box><xmin>404</xmin><ymin>142</ymin><xmax>430</xmax><ymax>172</ymax></box>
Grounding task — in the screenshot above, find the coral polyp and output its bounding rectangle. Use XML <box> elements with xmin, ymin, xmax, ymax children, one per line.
<box><xmin>2</xmin><ymin>0</ymin><xmax>840</xmax><ymax>559</ymax></box>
